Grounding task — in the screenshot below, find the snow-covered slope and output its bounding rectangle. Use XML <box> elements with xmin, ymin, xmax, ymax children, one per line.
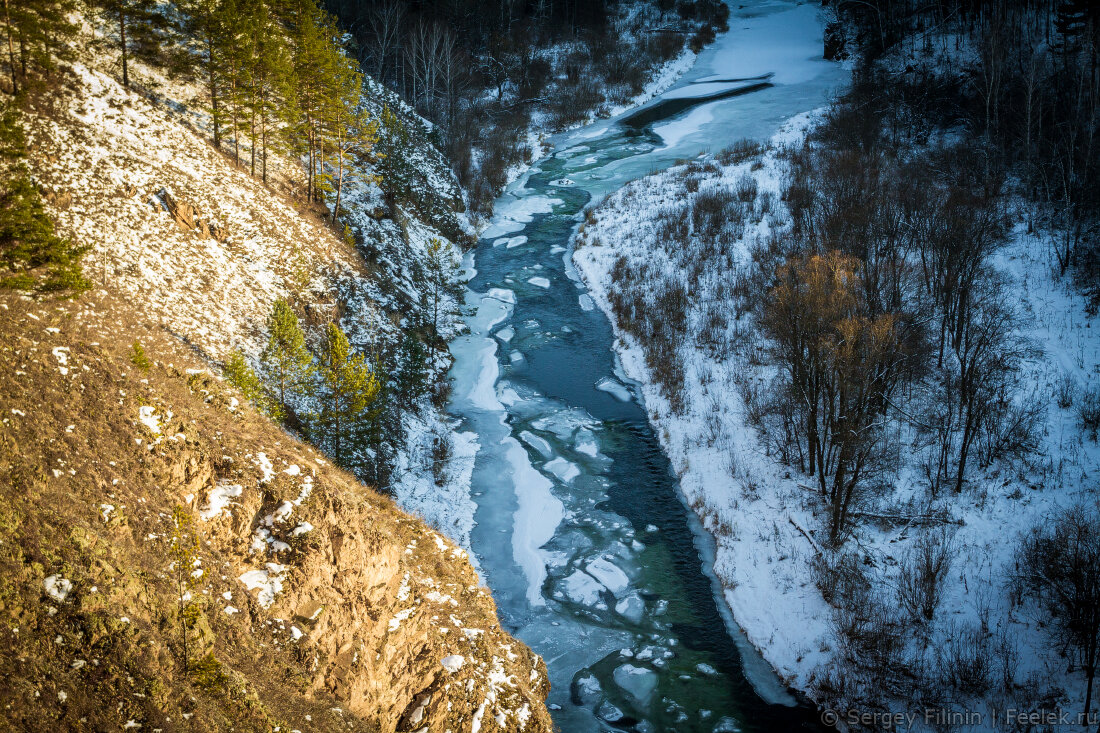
<box><xmin>25</xmin><ymin>41</ymin><xmax>478</xmax><ymax>546</ymax></box>
<box><xmin>573</xmin><ymin>114</ymin><xmax>1100</xmax><ymax>724</ymax></box>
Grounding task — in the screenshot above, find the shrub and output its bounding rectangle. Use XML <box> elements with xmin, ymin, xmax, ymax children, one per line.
<box><xmin>130</xmin><ymin>341</ymin><xmax>151</xmax><ymax>371</ymax></box>
<box><xmin>1056</xmin><ymin>371</ymin><xmax>1078</xmax><ymax>409</ymax></box>
<box><xmin>895</xmin><ymin>527</ymin><xmax>955</xmax><ymax>622</ymax></box>
<box><xmin>734</xmin><ymin>173</ymin><xmax>758</xmax><ymax>203</ymax></box>
<box><xmin>1077</xmin><ymin>385</ymin><xmax>1100</xmax><ymax>439</ymax></box>
<box><xmin>691</xmin><ymin>187</ymin><xmax>735</xmax><ymax>238</ymax></box>
<box><xmin>717</xmin><ymin>139</ymin><xmax>762</xmax><ymax>166</ymax></box>
<box><xmin>937</xmin><ymin>622</ymin><xmax>991</xmax><ymax>695</ymax></box>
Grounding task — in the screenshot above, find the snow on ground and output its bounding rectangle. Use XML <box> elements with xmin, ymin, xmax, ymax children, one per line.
<box><xmin>391</xmin><ymin>409</ymin><xmax>480</xmax><ymax>553</ymax></box>
<box><xmin>29</xmin><ymin>61</ymin><xmax>367</xmax><ymax>363</ymax></box>
<box><xmin>28</xmin><ymin>36</ymin><xmax>482</xmax><ymax>554</ymax></box>
<box><xmin>693</xmin><ymin>2</ymin><xmax>833</xmax><ymax>85</ymax></box>
<box><xmin>573</xmin><ymin>114</ymin><xmax>1100</xmax><ymax>721</ymax></box>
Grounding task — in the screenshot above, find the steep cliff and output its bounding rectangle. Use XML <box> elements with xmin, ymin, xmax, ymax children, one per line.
<box><xmin>0</xmin><ymin>12</ymin><xmax>551</xmax><ymax>732</ymax></box>
<box><xmin>0</xmin><ymin>288</ymin><xmax>551</xmax><ymax>731</ymax></box>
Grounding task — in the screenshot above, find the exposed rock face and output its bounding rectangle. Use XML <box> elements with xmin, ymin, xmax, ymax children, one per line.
<box><xmin>155</xmin><ymin>187</ymin><xmax>229</xmax><ymax>242</ymax></box>
<box><xmin>0</xmin><ymin>291</ymin><xmax>552</xmax><ymax>732</ymax></box>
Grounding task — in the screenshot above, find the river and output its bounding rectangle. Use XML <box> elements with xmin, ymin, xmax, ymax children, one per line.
<box><xmin>446</xmin><ymin>2</ymin><xmax>847</xmax><ymax>730</ymax></box>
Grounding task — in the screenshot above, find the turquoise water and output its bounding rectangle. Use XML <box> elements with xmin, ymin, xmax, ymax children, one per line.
<box><xmin>447</xmin><ymin>3</ymin><xmax>847</xmax><ymax>730</ymax></box>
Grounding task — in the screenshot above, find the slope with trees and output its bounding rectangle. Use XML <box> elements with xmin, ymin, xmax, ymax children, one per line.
<box><xmin>572</xmin><ymin>0</ymin><xmax>1100</xmax><ymax>721</ymax></box>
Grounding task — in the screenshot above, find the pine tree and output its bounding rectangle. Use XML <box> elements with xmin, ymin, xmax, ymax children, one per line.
<box><xmin>0</xmin><ymin>104</ymin><xmax>88</xmax><ymax>291</ymax></box>
<box><xmin>315</xmin><ymin>321</ymin><xmax>380</xmax><ymax>465</ymax></box>
<box><xmin>240</xmin><ymin>0</ymin><xmax>291</xmax><ymax>181</ymax></box>
<box><xmin>179</xmin><ymin>0</ymin><xmax>229</xmax><ymax>148</ymax></box>
<box><xmin>168</xmin><ymin>506</ymin><xmax>202</xmax><ymax>670</ymax></box>
<box><xmin>89</xmin><ymin>0</ymin><xmax>170</xmax><ymax>89</ymax></box>
<box><xmin>376</xmin><ymin>103</ymin><xmax>412</xmax><ymax>206</ymax></box>
<box><xmin>395</xmin><ymin>327</ymin><xmax>428</xmax><ymax>405</ymax></box>
<box><xmin>325</xmin><ymin>48</ymin><xmax>378</xmax><ymax>222</ymax></box>
<box><xmin>1</xmin><ymin>0</ymin><xmax>76</xmax><ymax>94</ymax></box>
<box><xmin>259</xmin><ymin>298</ymin><xmax>313</xmax><ymax>418</ymax></box>
<box><xmin>423</xmin><ymin>236</ymin><xmax>452</xmax><ymax>361</ymax></box>
<box><xmin>223</xmin><ymin>349</ymin><xmax>281</xmax><ymax>419</ymax></box>
<box><xmin>286</xmin><ymin>4</ymin><xmax>333</xmax><ymax>202</ymax></box>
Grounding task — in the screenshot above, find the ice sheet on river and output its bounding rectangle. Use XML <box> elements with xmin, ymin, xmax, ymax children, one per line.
<box><xmin>481</xmin><ymin>194</ymin><xmax>563</xmax><ymax>239</ymax></box>
<box><xmin>506</xmin><ymin>436</ymin><xmax>563</xmax><ymax>607</ymax></box>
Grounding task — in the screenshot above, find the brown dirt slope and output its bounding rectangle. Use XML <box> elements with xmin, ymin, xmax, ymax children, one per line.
<box><xmin>0</xmin><ymin>289</ymin><xmax>552</xmax><ymax>732</ymax></box>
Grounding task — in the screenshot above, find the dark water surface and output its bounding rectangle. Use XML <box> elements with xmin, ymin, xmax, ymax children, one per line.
<box><xmin>446</xmin><ymin>2</ymin><xmax>847</xmax><ymax>729</ymax></box>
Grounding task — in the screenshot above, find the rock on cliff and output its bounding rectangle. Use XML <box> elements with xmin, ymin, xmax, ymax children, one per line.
<box><xmin>0</xmin><ymin>289</ymin><xmax>552</xmax><ymax>731</ymax></box>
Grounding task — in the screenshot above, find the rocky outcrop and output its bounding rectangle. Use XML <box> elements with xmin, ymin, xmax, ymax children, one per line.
<box><xmin>154</xmin><ymin>186</ymin><xmax>229</xmax><ymax>242</ymax></box>
<box><xmin>0</xmin><ymin>290</ymin><xmax>552</xmax><ymax>732</ymax></box>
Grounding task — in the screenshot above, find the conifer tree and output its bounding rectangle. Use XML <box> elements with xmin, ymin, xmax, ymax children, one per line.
<box><xmin>424</xmin><ymin>236</ymin><xmax>452</xmax><ymax>360</ymax></box>
<box><xmin>286</xmin><ymin>4</ymin><xmax>333</xmax><ymax>202</ymax></box>
<box><xmin>89</xmin><ymin>0</ymin><xmax>170</xmax><ymax>89</ymax></box>
<box><xmin>241</xmin><ymin>0</ymin><xmax>290</xmax><ymax>181</ymax></box>
<box><xmin>1</xmin><ymin>0</ymin><xmax>76</xmax><ymax>94</ymax></box>
<box><xmin>0</xmin><ymin>104</ymin><xmax>88</xmax><ymax>291</ymax></box>
<box><xmin>179</xmin><ymin>0</ymin><xmax>228</xmax><ymax>148</ymax></box>
<box><xmin>223</xmin><ymin>349</ymin><xmax>280</xmax><ymax>419</ymax></box>
<box><xmin>376</xmin><ymin>103</ymin><xmax>413</xmax><ymax>206</ymax></box>
<box><xmin>325</xmin><ymin>50</ymin><xmax>378</xmax><ymax>222</ymax></box>
<box><xmin>315</xmin><ymin>321</ymin><xmax>380</xmax><ymax>465</ymax></box>
<box><xmin>259</xmin><ymin>298</ymin><xmax>313</xmax><ymax>418</ymax></box>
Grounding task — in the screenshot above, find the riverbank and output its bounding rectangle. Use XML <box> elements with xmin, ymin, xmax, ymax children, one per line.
<box><xmin>572</xmin><ymin>92</ymin><xmax>1100</xmax><ymax>731</ymax></box>
<box><xmin>572</xmin><ymin>113</ymin><xmax>836</xmax><ymax>695</ymax></box>
<box><xmin>444</xmin><ymin>2</ymin><xmax>849</xmax><ymax>730</ymax></box>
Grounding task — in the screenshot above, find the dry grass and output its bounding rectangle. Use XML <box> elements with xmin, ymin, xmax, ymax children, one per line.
<box><xmin>0</xmin><ymin>288</ymin><xmax>550</xmax><ymax>732</ymax></box>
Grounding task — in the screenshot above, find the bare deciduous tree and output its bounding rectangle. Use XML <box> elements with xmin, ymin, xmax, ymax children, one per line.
<box><xmin>366</xmin><ymin>1</ymin><xmax>403</xmax><ymax>85</ymax></box>
<box><xmin>1016</xmin><ymin>504</ymin><xmax>1100</xmax><ymax>726</ymax></box>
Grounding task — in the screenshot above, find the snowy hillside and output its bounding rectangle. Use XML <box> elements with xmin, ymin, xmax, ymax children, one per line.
<box><xmin>574</xmin><ymin>112</ymin><xmax>1100</xmax><ymax>725</ymax></box>
<box><xmin>25</xmin><ymin>34</ymin><xmax>476</xmax><ymax>546</ymax></box>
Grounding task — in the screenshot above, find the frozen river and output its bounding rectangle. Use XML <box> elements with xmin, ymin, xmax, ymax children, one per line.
<box><xmin>446</xmin><ymin>2</ymin><xmax>847</xmax><ymax>730</ymax></box>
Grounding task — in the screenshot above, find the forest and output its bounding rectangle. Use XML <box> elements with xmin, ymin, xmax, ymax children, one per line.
<box><xmin>324</xmin><ymin>0</ymin><xmax>730</xmax><ymax>213</ymax></box>
<box><xmin>571</xmin><ymin>0</ymin><xmax>1100</xmax><ymax>719</ymax></box>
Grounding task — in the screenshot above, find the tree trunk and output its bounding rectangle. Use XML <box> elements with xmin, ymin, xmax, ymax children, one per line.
<box><xmin>119</xmin><ymin>7</ymin><xmax>129</xmax><ymax>89</ymax></box>
<box><xmin>3</xmin><ymin>0</ymin><xmax>17</xmax><ymax>95</ymax></box>
<box><xmin>261</xmin><ymin>108</ymin><xmax>268</xmax><ymax>183</ymax></box>
<box><xmin>1084</xmin><ymin>662</ymin><xmax>1094</xmax><ymax>731</ymax></box>
<box><xmin>208</xmin><ymin>35</ymin><xmax>220</xmax><ymax>148</ymax></box>
<box><xmin>332</xmin><ymin>149</ymin><xmax>344</xmax><ymax>223</ymax></box>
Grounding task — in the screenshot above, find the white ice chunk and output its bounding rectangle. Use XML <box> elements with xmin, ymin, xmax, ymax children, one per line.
<box><xmin>615</xmin><ymin>593</ymin><xmax>646</xmax><ymax>624</ymax></box>
<box><xmin>519</xmin><ymin>430</ymin><xmax>554</xmax><ymax>459</ymax></box>
<box><xmin>574</xmin><ymin>429</ymin><xmax>599</xmax><ymax>458</ymax></box>
<box><xmin>544</xmin><ymin>457</ymin><xmax>580</xmax><ymax>484</ymax></box>
<box><xmin>586</xmin><ymin>557</ymin><xmax>629</xmax><ymax>596</ymax></box>
<box><xmin>561</xmin><ymin>570</ymin><xmax>605</xmax><ymax>606</ymax></box>
<box><xmin>596</xmin><ymin>377</ymin><xmax>632</xmax><ymax>402</ymax></box>
<box><xmin>613</xmin><ymin>664</ymin><xmax>659</xmax><ymax>709</ymax></box>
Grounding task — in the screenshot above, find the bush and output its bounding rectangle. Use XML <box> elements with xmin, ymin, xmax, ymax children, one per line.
<box><xmin>1056</xmin><ymin>371</ymin><xmax>1078</xmax><ymax>409</ymax></box>
<box><xmin>689</xmin><ymin>24</ymin><xmax>715</xmax><ymax>53</ymax></box>
<box><xmin>895</xmin><ymin>527</ymin><xmax>954</xmax><ymax>622</ymax></box>
<box><xmin>130</xmin><ymin>341</ymin><xmax>151</xmax><ymax>371</ymax></box>
<box><xmin>691</xmin><ymin>187</ymin><xmax>735</xmax><ymax>238</ymax></box>
<box><xmin>937</xmin><ymin>622</ymin><xmax>991</xmax><ymax>695</ymax></box>
<box><xmin>1078</xmin><ymin>385</ymin><xmax>1100</xmax><ymax>439</ymax></box>
<box><xmin>734</xmin><ymin>173</ymin><xmax>758</xmax><ymax>203</ymax></box>
<box><xmin>717</xmin><ymin>139</ymin><xmax>762</xmax><ymax>166</ymax></box>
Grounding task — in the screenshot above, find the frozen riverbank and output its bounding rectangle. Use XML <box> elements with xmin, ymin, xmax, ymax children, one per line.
<box><xmin>446</xmin><ymin>1</ymin><xmax>848</xmax><ymax>730</ymax></box>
